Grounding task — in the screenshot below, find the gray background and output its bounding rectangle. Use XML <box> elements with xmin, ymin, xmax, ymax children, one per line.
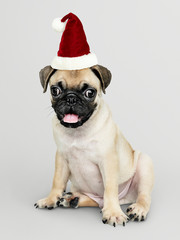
<box><xmin>0</xmin><ymin>0</ymin><xmax>179</xmax><ymax>239</ymax></box>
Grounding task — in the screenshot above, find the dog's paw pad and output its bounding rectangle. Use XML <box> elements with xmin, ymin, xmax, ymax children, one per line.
<box><xmin>57</xmin><ymin>197</ymin><xmax>69</xmax><ymax>207</ymax></box>
<box><xmin>126</xmin><ymin>203</ymin><xmax>148</xmax><ymax>222</ymax></box>
<box><xmin>70</xmin><ymin>197</ymin><xmax>79</xmax><ymax>208</ymax></box>
<box><xmin>57</xmin><ymin>192</ymin><xmax>79</xmax><ymax>208</ymax></box>
<box><xmin>47</xmin><ymin>207</ymin><xmax>54</xmax><ymax>210</ymax></box>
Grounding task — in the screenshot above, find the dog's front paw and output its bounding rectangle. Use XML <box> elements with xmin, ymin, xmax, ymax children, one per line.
<box><xmin>34</xmin><ymin>195</ymin><xmax>59</xmax><ymax>210</ymax></box>
<box><xmin>102</xmin><ymin>207</ymin><xmax>129</xmax><ymax>227</ymax></box>
<box><xmin>126</xmin><ymin>203</ymin><xmax>148</xmax><ymax>222</ymax></box>
<box><xmin>57</xmin><ymin>192</ymin><xmax>79</xmax><ymax>208</ymax></box>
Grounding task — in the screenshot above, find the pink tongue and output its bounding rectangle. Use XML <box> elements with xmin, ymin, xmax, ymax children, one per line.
<box><xmin>63</xmin><ymin>114</ymin><xmax>79</xmax><ymax>123</ymax></box>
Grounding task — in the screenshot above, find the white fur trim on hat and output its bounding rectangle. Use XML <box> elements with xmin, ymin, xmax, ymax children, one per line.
<box><xmin>52</xmin><ymin>18</ymin><xmax>66</xmax><ymax>32</ymax></box>
<box><xmin>51</xmin><ymin>53</ymin><xmax>98</xmax><ymax>70</ymax></box>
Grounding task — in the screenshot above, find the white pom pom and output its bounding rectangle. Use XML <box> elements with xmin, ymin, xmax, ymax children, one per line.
<box><xmin>52</xmin><ymin>18</ymin><xmax>66</xmax><ymax>32</ymax></box>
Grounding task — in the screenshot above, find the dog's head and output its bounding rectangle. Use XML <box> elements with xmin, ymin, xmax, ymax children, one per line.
<box><xmin>39</xmin><ymin>65</ymin><xmax>111</xmax><ymax>128</ymax></box>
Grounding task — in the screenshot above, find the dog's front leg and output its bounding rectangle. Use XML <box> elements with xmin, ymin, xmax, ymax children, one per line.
<box><xmin>35</xmin><ymin>150</ymin><xmax>70</xmax><ymax>209</ymax></box>
<box><xmin>100</xmin><ymin>152</ymin><xmax>128</xmax><ymax>226</ymax></box>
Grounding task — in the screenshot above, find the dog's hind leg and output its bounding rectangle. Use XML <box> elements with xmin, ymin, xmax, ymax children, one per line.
<box><xmin>126</xmin><ymin>152</ymin><xmax>154</xmax><ymax>221</ymax></box>
<box><xmin>57</xmin><ymin>192</ymin><xmax>99</xmax><ymax>208</ymax></box>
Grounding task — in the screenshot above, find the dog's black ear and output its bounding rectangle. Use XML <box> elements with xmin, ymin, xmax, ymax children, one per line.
<box><xmin>90</xmin><ymin>65</ymin><xmax>112</xmax><ymax>94</ymax></box>
<box><xmin>39</xmin><ymin>65</ymin><xmax>56</xmax><ymax>93</ymax></box>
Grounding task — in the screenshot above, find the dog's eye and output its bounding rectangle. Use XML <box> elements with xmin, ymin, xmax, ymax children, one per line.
<box><xmin>51</xmin><ymin>86</ymin><xmax>62</xmax><ymax>97</ymax></box>
<box><xmin>84</xmin><ymin>89</ymin><xmax>95</xmax><ymax>99</ymax></box>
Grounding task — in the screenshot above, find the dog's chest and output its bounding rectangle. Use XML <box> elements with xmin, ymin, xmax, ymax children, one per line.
<box><xmin>60</xmin><ymin>136</ymin><xmax>104</xmax><ymax>194</ymax></box>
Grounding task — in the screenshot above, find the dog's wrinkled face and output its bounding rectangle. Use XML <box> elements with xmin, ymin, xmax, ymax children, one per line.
<box><xmin>39</xmin><ymin>65</ymin><xmax>111</xmax><ymax>128</ymax></box>
<box><xmin>50</xmin><ymin>69</ymin><xmax>99</xmax><ymax>128</ymax></box>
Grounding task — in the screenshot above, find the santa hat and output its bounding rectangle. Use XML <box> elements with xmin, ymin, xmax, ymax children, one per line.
<box><xmin>51</xmin><ymin>13</ymin><xmax>98</xmax><ymax>70</ymax></box>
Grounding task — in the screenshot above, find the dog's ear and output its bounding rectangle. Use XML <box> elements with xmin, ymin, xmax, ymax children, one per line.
<box><xmin>90</xmin><ymin>65</ymin><xmax>112</xmax><ymax>94</ymax></box>
<box><xmin>39</xmin><ymin>65</ymin><xmax>56</xmax><ymax>93</ymax></box>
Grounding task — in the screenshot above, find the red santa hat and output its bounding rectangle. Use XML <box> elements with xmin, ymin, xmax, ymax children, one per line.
<box><xmin>51</xmin><ymin>13</ymin><xmax>98</xmax><ymax>70</ymax></box>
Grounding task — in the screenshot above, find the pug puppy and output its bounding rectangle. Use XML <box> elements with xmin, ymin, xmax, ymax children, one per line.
<box><xmin>35</xmin><ymin>65</ymin><xmax>154</xmax><ymax>227</ymax></box>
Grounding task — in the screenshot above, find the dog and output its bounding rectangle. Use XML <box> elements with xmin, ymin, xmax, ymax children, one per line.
<box><xmin>35</xmin><ymin>64</ymin><xmax>154</xmax><ymax>227</ymax></box>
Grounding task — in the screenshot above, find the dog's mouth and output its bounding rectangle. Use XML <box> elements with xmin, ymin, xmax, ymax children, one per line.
<box><xmin>63</xmin><ymin>114</ymin><xmax>81</xmax><ymax>123</ymax></box>
<box><xmin>53</xmin><ymin>102</ymin><xmax>97</xmax><ymax>128</ymax></box>
<box><xmin>57</xmin><ymin>110</ymin><xmax>94</xmax><ymax>128</ymax></box>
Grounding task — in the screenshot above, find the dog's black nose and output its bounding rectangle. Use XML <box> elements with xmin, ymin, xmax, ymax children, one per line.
<box><xmin>66</xmin><ymin>94</ymin><xmax>78</xmax><ymax>106</ymax></box>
